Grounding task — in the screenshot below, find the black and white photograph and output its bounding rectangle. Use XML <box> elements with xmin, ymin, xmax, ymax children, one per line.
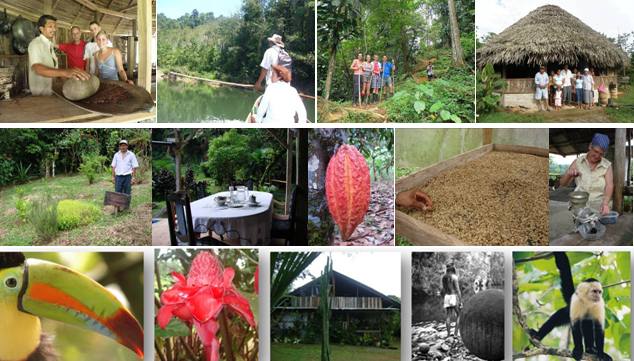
<box><xmin>412</xmin><ymin>252</ymin><xmax>505</xmax><ymax>361</ymax></box>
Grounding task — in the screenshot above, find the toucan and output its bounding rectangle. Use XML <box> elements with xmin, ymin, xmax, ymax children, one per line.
<box><xmin>0</xmin><ymin>253</ymin><xmax>144</xmax><ymax>361</ymax></box>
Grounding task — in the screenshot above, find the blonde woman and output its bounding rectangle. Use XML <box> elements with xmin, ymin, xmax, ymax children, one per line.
<box><xmin>93</xmin><ymin>30</ymin><xmax>133</xmax><ymax>84</ymax></box>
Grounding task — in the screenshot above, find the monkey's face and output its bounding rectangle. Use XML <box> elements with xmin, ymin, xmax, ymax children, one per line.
<box><xmin>586</xmin><ymin>283</ymin><xmax>603</xmax><ymax>303</ymax></box>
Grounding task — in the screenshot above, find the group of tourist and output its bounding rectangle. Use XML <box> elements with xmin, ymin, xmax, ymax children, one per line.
<box><xmin>28</xmin><ymin>15</ymin><xmax>134</xmax><ymax>97</ymax></box>
<box><xmin>350</xmin><ymin>54</ymin><xmax>395</xmax><ymax>106</ymax></box>
<box><xmin>535</xmin><ymin>65</ymin><xmax>596</xmax><ymax>112</ymax></box>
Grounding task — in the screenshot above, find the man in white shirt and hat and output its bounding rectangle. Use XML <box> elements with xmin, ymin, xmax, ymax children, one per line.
<box><xmin>111</xmin><ymin>140</ymin><xmax>138</xmax><ymax>196</ymax></box>
<box><xmin>254</xmin><ymin>34</ymin><xmax>285</xmax><ymax>91</ymax></box>
<box><xmin>28</xmin><ymin>15</ymin><xmax>90</xmax><ymax>96</ymax></box>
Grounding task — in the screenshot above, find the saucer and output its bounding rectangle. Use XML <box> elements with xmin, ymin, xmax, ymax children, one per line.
<box><xmin>247</xmin><ymin>201</ymin><xmax>261</xmax><ymax>206</ymax></box>
<box><xmin>228</xmin><ymin>203</ymin><xmax>243</xmax><ymax>208</ymax></box>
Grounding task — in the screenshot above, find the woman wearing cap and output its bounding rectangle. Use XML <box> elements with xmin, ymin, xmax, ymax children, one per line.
<box><xmin>248</xmin><ymin>65</ymin><xmax>307</xmax><ymax>124</ymax></box>
<box><xmin>559</xmin><ymin>133</ymin><xmax>613</xmax><ymax>216</ymax></box>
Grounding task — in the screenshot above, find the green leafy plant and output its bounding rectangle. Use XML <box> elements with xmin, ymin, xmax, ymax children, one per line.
<box><xmin>13</xmin><ymin>194</ymin><xmax>30</xmax><ymax>223</ymax></box>
<box><xmin>476</xmin><ymin>63</ymin><xmax>507</xmax><ymax>115</ymax></box>
<box><xmin>14</xmin><ymin>161</ymin><xmax>33</xmax><ymax>184</ymax></box>
<box><xmin>29</xmin><ymin>195</ymin><xmax>59</xmax><ymax>243</ymax></box>
<box><xmin>0</xmin><ymin>154</ymin><xmax>15</xmax><ymax>187</ymax></box>
<box><xmin>57</xmin><ymin>200</ymin><xmax>101</xmax><ymax>230</ymax></box>
<box><xmin>79</xmin><ymin>154</ymin><xmax>107</xmax><ymax>185</ymax></box>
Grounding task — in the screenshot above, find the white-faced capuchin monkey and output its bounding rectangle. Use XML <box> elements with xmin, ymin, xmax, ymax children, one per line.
<box><xmin>528</xmin><ymin>252</ymin><xmax>612</xmax><ymax>361</ymax></box>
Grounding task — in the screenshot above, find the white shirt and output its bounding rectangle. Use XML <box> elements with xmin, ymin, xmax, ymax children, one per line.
<box><xmin>259</xmin><ymin>45</ymin><xmax>281</xmax><ymax>85</ymax></box>
<box><xmin>28</xmin><ymin>34</ymin><xmax>58</xmax><ymax>96</ymax></box>
<box><xmin>562</xmin><ymin>69</ymin><xmax>573</xmax><ymax>87</ymax></box>
<box><xmin>84</xmin><ymin>39</ymin><xmax>113</xmax><ymax>75</ymax></box>
<box><xmin>111</xmin><ymin>150</ymin><xmax>139</xmax><ymax>176</ymax></box>
<box><xmin>255</xmin><ymin>81</ymin><xmax>308</xmax><ymax>124</ymax></box>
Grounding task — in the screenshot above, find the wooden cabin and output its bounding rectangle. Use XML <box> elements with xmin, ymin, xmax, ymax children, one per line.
<box><xmin>477</xmin><ymin>5</ymin><xmax>630</xmax><ymax>109</ymax></box>
<box><xmin>273</xmin><ymin>270</ymin><xmax>401</xmax><ymax>343</ymax></box>
<box><xmin>0</xmin><ymin>0</ymin><xmax>156</xmax><ymax>122</ymax></box>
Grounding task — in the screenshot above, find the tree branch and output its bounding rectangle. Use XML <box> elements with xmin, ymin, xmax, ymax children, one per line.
<box><xmin>604</xmin><ymin>279</ymin><xmax>631</xmax><ymax>289</ymax></box>
<box><xmin>514</xmin><ymin>252</ymin><xmax>554</xmax><ymax>264</ymax></box>
<box><xmin>512</xmin><ymin>260</ymin><xmax>607</xmax><ymax>361</ymax></box>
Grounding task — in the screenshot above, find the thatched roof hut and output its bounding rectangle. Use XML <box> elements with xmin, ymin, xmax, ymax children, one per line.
<box><xmin>477</xmin><ymin>5</ymin><xmax>630</xmax><ymax>70</ymax></box>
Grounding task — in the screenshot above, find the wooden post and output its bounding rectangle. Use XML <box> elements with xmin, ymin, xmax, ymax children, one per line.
<box><xmin>44</xmin><ymin>0</ymin><xmax>52</xmax><ymax>14</ymax></box>
<box><xmin>613</xmin><ymin>128</ymin><xmax>626</xmax><ymax>215</ymax></box>
<box><xmin>295</xmin><ymin>129</ymin><xmax>308</xmax><ymax>246</ymax></box>
<box><xmin>137</xmin><ymin>0</ymin><xmax>151</xmax><ymax>92</ymax></box>
<box><xmin>94</xmin><ymin>11</ymin><xmax>99</xmax><ymax>22</ymax></box>
<box><xmin>127</xmin><ymin>35</ymin><xmax>135</xmax><ymax>80</ymax></box>
<box><xmin>483</xmin><ymin>129</ymin><xmax>492</xmax><ymax>145</ymax></box>
<box><xmin>285</xmin><ymin>129</ymin><xmax>292</xmax><ymax>215</ymax></box>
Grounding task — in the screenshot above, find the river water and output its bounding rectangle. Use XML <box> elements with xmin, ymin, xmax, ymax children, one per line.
<box><xmin>158</xmin><ymin>80</ymin><xmax>315</xmax><ymax>123</ymax></box>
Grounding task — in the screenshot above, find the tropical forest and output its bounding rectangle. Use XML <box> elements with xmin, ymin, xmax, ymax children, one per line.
<box><xmin>157</xmin><ymin>1</ymin><xmax>316</xmax><ymax>122</ymax></box>
<box><xmin>317</xmin><ymin>0</ymin><xmax>475</xmax><ymax>123</ymax></box>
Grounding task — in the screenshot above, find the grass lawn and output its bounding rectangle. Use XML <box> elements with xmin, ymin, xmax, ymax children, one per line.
<box><xmin>271</xmin><ymin>341</ymin><xmax>401</xmax><ymax>361</ymax></box>
<box><xmin>605</xmin><ymin>87</ymin><xmax>634</xmax><ymax>122</ymax></box>
<box><xmin>0</xmin><ymin>172</ymin><xmax>152</xmax><ymax>246</ymax></box>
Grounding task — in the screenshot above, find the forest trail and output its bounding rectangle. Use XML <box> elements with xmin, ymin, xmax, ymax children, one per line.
<box><xmin>410</xmin><ymin>56</ymin><xmax>441</xmax><ymax>83</ymax></box>
<box><xmin>319</xmin><ymin>96</ymin><xmax>389</xmax><ymax>122</ymax></box>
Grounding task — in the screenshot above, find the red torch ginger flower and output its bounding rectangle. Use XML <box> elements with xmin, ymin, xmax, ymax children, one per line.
<box><xmin>157</xmin><ymin>252</ymin><xmax>255</xmax><ymax>361</ymax></box>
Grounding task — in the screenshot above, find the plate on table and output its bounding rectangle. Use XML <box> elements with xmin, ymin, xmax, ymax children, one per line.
<box><xmin>229</xmin><ymin>203</ymin><xmax>243</xmax><ymax>208</ymax></box>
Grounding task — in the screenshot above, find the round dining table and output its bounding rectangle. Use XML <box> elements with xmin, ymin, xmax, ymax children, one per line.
<box><xmin>189</xmin><ymin>191</ymin><xmax>273</xmax><ymax>246</ymax></box>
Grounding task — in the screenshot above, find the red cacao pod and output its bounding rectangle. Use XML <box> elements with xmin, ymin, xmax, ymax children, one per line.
<box><xmin>325</xmin><ymin>145</ymin><xmax>371</xmax><ymax>240</ymax></box>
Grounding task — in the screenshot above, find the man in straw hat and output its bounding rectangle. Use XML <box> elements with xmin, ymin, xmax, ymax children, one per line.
<box><xmin>534</xmin><ymin>65</ymin><xmax>550</xmax><ymax>112</ymax></box>
<box><xmin>255</xmin><ymin>34</ymin><xmax>291</xmax><ymax>91</ymax></box>
<box><xmin>111</xmin><ymin>140</ymin><xmax>138</xmax><ymax>196</ymax></box>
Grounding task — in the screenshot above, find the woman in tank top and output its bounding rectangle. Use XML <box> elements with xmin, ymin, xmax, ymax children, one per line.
<box><xmin>361</xmin><ymin>55</ymin><xmax>372</xmax><ymax>105</ymax></box>
<box><xmin>93</xmin><ymin>30</ymin><xmax>134</xmax><ymax>84</ymax></box>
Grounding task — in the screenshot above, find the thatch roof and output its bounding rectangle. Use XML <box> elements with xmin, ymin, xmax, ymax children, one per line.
<box><xmin>477</xmin><ymin>5</ymin><xmax>630</xmax><ymax>69</ymax></box>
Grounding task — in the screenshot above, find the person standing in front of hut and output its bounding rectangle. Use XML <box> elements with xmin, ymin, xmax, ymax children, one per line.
<box><xmin>553</xmin><ymin>69</ymin><xmax>564</xmax><ymax>103</ymax></box>
<box><xmin>582</xmin><ymin>68</ymin><xmax>594</xmax><ymax>110</ymax></box>
<box><xmin>28</xmin><ymin>15</ymin><xmax>90</xmax><ymax>96</ymax></box>
<box><xmin>548</xmin><ymin>70</ymin><xmax>555</xmax><ymax>106</ymax></box>
<box><xmin>53</xmin><ymin>26</ymin><xmax>86</xmax><ymax>70</ymax></box>
<box><xmin>534</xmin><ymin>66</ymin><xmax>550</xmax><ymax>112</ymax></box>
<box><xmin>575</xmin><ymin>70</ymin><xmax>584</xmax><ymax>109</ymax></box>
<box><xmin>562</xmin><ymin>65</ymin><xmax>573</xmax><ymax>107</ymax></box>
<box><xmin>350</xmin><ymin>53</ymin><xmax>363</xmax><ymax>107</ymax></box>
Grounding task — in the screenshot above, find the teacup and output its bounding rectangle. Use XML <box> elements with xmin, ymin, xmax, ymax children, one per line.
<box><xmin>214</xmin><ymin>196</ymin><xmax>227</xmax><ymax>206</ymax></box>
<box><xmin>250</xmin><ymin>195</ymin><xmax>257</xmax><ymax>203</ymax></box>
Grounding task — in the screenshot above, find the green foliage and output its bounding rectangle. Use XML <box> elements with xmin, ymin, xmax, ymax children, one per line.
<box><xmin>79</xmin><ymin>154</ymin><xmax>108</xmax><ymax>185</ymax></box>
<box><xmin>29</xmin><ymin>195</ymin><xmax>59</xmax><ymax>243</ymax></box>
<box><xmin>348</xmin><ymin>129</ymin><xmax>394</xmax><ymax>181</ymax></box>
<box><xmin>14</xmin><ymin>161</ymin><xmax>34</xmax><ymax>184</ymax></box>
<box><xmin>514</xmin><ymin>252</ymin><xmax>630</xmax><ymax>360</ymax></box>
<box><xmin>318</xmin><ymin>257</ymin><xmax>333</xmax><ymax>361</ymax></box>
<box><xmin>270</xmin><ymin>252</ymin><xmax>320</xmax><ymax>313</ymax></box>
<box><xmin>57</xmin><ymin>200</ymin><xmax>101</xmax><ymax>230</ymax></box>
<box><xmin>0</xmin><ymin>154</ymin><xmax>15</xmax><ymax>187</ymax></box>
<box><xmin>13</xmin><ymin>189</ymin><xmax>30</xmax><ymax>223</ymax></box>
<box><xmin>203</xmin><ymin>129</ymin><xmax>251</xmax><ymax>187</ymax></box>
<box><xmin>476</xmin><ymin>63</ymin><xmax>507</xmax><ymax>116</ymax></box>
<box><xmin>158</xmin><ymin>0</ymin><xmax>315</xmax><ymax>94</ymax></box>
<box><xmin>384</xmin><ymin>73</ymin><xmax>474</xmax><ymax>122</ymax></box>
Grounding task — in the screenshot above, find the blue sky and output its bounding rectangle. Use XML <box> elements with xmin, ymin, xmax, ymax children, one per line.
<box><xmin>477</xmin><ymin>0</ymin><xmax>634</xmax><ymax>39</ymax></box>
<box><xmin>159</xmin><ymin>0</ymin><xmax>242</xmax><ymax>19</ymax></box>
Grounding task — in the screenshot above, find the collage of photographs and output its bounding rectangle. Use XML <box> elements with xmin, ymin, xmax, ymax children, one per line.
<box><xmin>0</xmin><ymin>0</ymin><xmax>633</xmax><ymax>361</ymax></box>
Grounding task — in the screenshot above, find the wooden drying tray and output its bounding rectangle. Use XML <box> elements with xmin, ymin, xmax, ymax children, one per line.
<box><xmin>395</xmin><ymin>143</ymin><xmax>550</xmax><ymax>246</ymax></box>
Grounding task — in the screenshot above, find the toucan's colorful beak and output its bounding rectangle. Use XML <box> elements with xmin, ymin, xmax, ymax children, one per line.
<box><xmin>18</xmin><ymin>259</ymin><xmax>144</xmax><ymax>358</ymax></box>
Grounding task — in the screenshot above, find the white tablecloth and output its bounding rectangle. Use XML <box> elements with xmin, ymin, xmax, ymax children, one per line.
<box><xmin>190</xmin><ymin>191</ymin><xmax>273</xmax><ymax>246</ymax></box>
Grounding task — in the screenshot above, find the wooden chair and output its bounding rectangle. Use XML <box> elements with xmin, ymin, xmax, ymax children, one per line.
<box><xmin>195</xmin><ymin>181</ymin><xmax>207</xmax><ymax>201</ymax></box>
<box><xmin>271</xmin><ymin>186</ymin><xmax>297</xmax><ymax>246</ymax></box>
<box><xmin>165</xmin><ymin>190</ymin><xmax>226</xmax><ymax>247</ymax></box>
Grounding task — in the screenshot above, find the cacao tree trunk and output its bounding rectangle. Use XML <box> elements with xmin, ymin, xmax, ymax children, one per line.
<box><xmin>324</xmin><ymin>42</ymin><xmax>339</xmax><ymax>100</ymax></box>
<box><xmin>448</xmin><ymin>0</ymin><xmax>467</xmax><ymax>67</ymax></box>
<box><xmin>308</xmin><ymin>129</ymin><xmax>348</xmax><ymax>246</ymax></box>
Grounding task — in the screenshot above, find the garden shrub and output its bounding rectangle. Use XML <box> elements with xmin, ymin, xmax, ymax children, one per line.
<box><xmin>152</xmin><ymin>168</ymin><xmax>176</xmax><ymax>197</ymax></box>
<box><xmin>58</xmin><ymin>200</ymin><xmax>101</xmax><ymax>230</ymax></box>
<box><xmin>30</xmin><ymin>195</ymin><xmax>59</xmax><ymax>243</ymax></box>
<box><xmin>79</xmin><ymin>154</ymin><xmax>108</xmax><ymax>184</ymax></box>
<box><xmin>0</xmin><ymin>154</ymin><xmax>15</xmax><ymax>186</ymax></box>
<box><xmin>13</xmin><ymin>188</ymin><xmax>30</xmax><ymax>223</ymax></box>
